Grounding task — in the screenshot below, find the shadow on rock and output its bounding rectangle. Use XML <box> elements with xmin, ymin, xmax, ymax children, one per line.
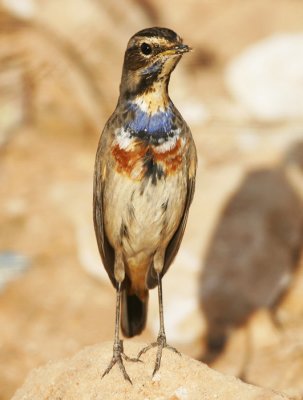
<box><xmin>200</xmin><ymin>141</ymin><xmax>303</xmax><ymax>364</ymax></box>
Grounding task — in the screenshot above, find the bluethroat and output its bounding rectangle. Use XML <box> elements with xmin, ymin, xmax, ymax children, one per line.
<box><xmin>93</xmin><ymin>27</ymin><xmax>197</xmax><ymax>382</ymax></box>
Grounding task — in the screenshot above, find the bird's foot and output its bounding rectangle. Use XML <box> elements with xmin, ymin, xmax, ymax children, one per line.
<box><xmin>137</xmin><ymin>333</ymin><xmax>181</xmax><ymax>376</ymax></box>
<box><xmin>102</xmin><ymin>339</ymin><xmax>140</xmax><ymax>384</ymax></box>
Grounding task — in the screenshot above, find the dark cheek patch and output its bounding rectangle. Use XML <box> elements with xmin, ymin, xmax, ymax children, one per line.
<box><xmin>136</xmin><ymin>63</ymin><xmax>163</xmax><ymax>95</ymax></box>
<box><xmin>124</xmin><ymin>48</ymin><xmax>148</xmax><ymax>70</ymax></box>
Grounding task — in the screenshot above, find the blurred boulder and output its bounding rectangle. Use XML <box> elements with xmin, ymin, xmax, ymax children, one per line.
<box><xmin>225</xmin><ymin>34</ymin><xmax>303</xmax><ymax>121</ymax></box>
<box><xmin>200</xmin><ymin>150</ymin><xmax>303</xmax><ymax>361</ymax></box>
<box><xmin>0</xmin><ymin>251</ymin><xmax>30</xmax><ymax>292</ymax></box>
<box><xmin>1</xmin><ymin>0</ymin><xmax>36</xmax><ymax>20</ymax></box>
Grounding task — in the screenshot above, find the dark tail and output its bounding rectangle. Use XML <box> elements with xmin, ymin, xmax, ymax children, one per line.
<box><xmin>121</xmin><ymin>288</ymin><xmax>148</xmax><ymax>338</ymax></box>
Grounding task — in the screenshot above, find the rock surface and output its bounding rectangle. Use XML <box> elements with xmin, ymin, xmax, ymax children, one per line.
<box><xmin>12</xmin><ymin>341</ymin><xmax>288</xmax><ymax>400</ymax></box>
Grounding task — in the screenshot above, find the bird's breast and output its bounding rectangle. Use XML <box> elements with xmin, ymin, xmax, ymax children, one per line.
<box><xmin>111</xmin><ymin>98</ymin><xmax>188</xmax><ymax>182</ymax></box>
<box><xmin>111</xmin><ymin>133</ymin><xmax>186</xmax><ymax>182</ymax></box>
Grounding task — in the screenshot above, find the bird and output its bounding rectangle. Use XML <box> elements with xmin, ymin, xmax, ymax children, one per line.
<box><xmin>93</xmin><ymin>27</ymin><xmax>197</xmax><ymax>382</ymax></box>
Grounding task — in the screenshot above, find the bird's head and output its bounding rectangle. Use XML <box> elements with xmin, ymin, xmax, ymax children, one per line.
<box><xmin>119</xmin><ymin>27</ymin><xmax>191</xmax><ymax>101</ymax></box>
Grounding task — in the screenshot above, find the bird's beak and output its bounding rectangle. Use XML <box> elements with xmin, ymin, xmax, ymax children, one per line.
<box><xmin>161</xmin><ymin>44</ymin><xmax>192</xmax><ymax>57</ymax></box>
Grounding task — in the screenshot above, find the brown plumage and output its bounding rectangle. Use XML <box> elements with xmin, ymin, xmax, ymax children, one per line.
<box><xmin>93</xmin><ymin>27</ymin><xmax>197</xmax><ymax>382</ymax></box>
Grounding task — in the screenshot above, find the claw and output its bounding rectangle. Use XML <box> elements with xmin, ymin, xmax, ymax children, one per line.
<box><xmin>102</xmin><ymin>340</ymin><xmax>138</xmax><ymax>384</ymax></box>
<box><xmin>137</xmin><ymin>334</ymin><xmax>181</xmax><ymax>376</ymax></box>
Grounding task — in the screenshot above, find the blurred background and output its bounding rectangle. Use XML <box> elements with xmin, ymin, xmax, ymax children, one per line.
<box><xmin>1</xmin><ymin>0</ymin><xmax>303</xmax><ymax>398</ymax></box>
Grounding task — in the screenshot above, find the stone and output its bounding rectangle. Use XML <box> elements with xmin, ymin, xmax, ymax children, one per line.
<box><xmin>12</xmin><ymin>342</ymin><xmax>288</xmax><ymax>400</ymax></box>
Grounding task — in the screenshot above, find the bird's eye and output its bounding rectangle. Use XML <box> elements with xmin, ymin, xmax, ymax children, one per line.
<box><xmin>140</xmin><ymin>42</ymin><xmax>152</xmax><ymax>56</ymax></box>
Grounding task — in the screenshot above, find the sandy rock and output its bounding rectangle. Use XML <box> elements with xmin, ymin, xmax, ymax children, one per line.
<box><xmin>12</xmin><ymin>341</ymin><xmax>288</xmax><ymax>400</ymax></box>
<box><xmin>225</xmin><ymin>34</ymin><xmax>303</xmax><ymax>121</ymax></box>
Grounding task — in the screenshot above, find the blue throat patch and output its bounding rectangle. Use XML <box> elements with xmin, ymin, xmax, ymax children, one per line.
<box><xmin>125</xmin><ymin>101</ymin><xmax>176</xmax><ymax>139</ymax></box>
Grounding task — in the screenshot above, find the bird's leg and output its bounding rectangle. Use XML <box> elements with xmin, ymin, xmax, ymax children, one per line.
<box><xmin>137</xmin><ymin>272</ymin><xmax>180</xmax><ymax>376</ymax></box>
<box><xmin>102</xmin><ymin>282</ymin><xmax>138</xmax><ymax>383</ymax></box>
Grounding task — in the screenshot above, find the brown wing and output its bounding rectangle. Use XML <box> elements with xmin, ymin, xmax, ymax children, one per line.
<box><xmin>162</xmin><ymin>174</ymin><xmax>196</xmax><ymax>273</ymax></box>
<box><xmin>147</xmin><ymin>138</ymin><xmax>197</xmax><ymax>289</ymax></box>
<box><xmin>93</xmin><ymin>132</ymin><xmax>116</xmax><ymax>287</ymax></box>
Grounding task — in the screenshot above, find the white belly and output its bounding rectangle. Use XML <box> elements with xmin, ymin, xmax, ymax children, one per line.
<box><xmin>103</xmin><ymin>170</ymin><xmax>187</xmax><ymax>274</ymax></box>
